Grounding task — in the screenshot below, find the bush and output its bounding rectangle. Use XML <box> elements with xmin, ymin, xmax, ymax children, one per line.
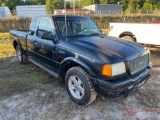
<box><xmin>1</xmin><ymin>15</ymin><xmax>160</xmax><ymax>32</ymax></box>
<box><xmin>0</xmin><ymin>18</ymin><xmax>31</xmax><ymax>32</ymax></box>
<box><xmin>91</xmin><ymin>14</ymin><xmax>160</xmax><ymax>29</ymax></box>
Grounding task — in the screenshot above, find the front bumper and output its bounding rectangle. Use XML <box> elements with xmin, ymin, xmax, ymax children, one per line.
<box><xmin>91</xmin><ymin>63</ymin><xmax>152</xmax><ymax>98</ymax></box>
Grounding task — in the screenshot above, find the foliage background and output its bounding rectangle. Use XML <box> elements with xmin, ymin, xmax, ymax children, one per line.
<box><xmin>1</xmin><ymin>0</ymin><xmax>160</xmax><ymax>14</ymax></box>
<box><xmin>1</xmin><ymin>14</ymin><xmax>160</xmax><ymax>32</ymax></box>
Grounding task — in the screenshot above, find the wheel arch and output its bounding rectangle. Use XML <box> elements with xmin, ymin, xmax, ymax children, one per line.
<box><xmin>59</xmin><ymin>57</ymin><xmax>96</xmax><ymax>83</ymax></box>
<box><xmin>119</xmin><ymin>31</ymin><xmax>137</xmax><ymax>42</ymax></box>
<box><xmin>13</xmin><ymin>38</ymin><xmax>26</xmax><ymax>55</ymax></box>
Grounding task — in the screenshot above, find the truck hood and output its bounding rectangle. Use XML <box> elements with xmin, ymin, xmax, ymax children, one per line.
<box><xmin>70</xmin><ymin>35</ymin><xmax>147</xmax><ymax>61</ymax></box>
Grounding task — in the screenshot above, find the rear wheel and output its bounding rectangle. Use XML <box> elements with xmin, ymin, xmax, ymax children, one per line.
<box><xmin>16</xmin><ymin>45</ymin><xmax>28</xmax><ymax>64</ymax></box>
<box><xmin>121</xmin><ymin>36</ymin><xmax>135</xmax><ymax>42</ymax></box>
<box><xmin>65</xmin><ymin>67</ymin><xmax>97</xmax><ymax>106</ymax></box>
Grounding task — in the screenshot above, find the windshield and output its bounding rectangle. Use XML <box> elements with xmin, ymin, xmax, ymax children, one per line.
<box><xmin>55</xmin><ymin>17</ymin><xmax>101</xmax><ymax>38</ymax></box>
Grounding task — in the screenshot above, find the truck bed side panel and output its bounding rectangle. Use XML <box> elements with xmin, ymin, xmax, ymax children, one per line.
<box><xmin>10</xmin><ymin>30</ymin><xmax>28</xmax><ymax>51</ymax></box>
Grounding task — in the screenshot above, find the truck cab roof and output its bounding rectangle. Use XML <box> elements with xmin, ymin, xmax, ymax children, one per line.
<box><xmin>33</xmin><ymin>15</ymin><xmax>89</xmax><ymax>19</ymax></box>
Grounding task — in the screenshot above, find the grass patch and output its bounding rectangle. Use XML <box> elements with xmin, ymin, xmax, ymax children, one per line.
<box><xmin>150</xmin><ymin>47</ymin><xmax>160</xmax><ymax>67</ymax></box>
<box><xmin>0</xmin><ymin>44</ymin><xmax>15</xmax><ymax>58</ymax></box>
<box><xmin>0</xmin><ymin>33</ymin><xmax>13</xmax><ymax>44</ymax></box>
<box><xmin>0</xmin><ymin>57</ymin><xmax>56</xmax><ymax>98</ymax></box>
<box><xmin>0</xmin><ymin>33</ymin><xmax>15</xmax><ymax>58</ymax></box>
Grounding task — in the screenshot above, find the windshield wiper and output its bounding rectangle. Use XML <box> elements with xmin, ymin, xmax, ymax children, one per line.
<box><xmin>64</xmin><ymin>33</ymin><xmax>100</xmax><ymax>38</ymax></box>
<box><xmin>88</xmin><ymin>33</ymin><xmax>100</xmax><ymax>36</ymax></box>
<box><xmin>66</xmin><ymin>34</ymin><xmax>88</xmax><ymax>38</ymax></box>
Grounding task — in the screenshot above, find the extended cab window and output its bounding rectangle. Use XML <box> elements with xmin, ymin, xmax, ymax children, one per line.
<box><xmin>30</xmin><ymin>17</ymin><xmax>39</xmax><ymax>32</ymax></box>
<box><xmin>37</xmin><ymin>19</ymin><xmax>53</xmax><ymax>38</ymax></box>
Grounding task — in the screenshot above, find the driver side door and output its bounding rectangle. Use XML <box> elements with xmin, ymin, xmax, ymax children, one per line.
<box><xmin>33</xmin><ymin>18</ymin><xmax>58</xmax><ymax>72</ymax></box>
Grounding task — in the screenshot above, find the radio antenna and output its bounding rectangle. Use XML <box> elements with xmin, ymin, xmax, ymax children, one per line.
<box><xmin>64</xmin><ymin>0</ymin><xmax>68</xmax><ymax>41</ymax></box>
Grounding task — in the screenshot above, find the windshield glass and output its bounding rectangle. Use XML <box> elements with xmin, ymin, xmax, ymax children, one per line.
<box><xmin>55</xmin><ymin>17</ymin><xmax>101</xmax><ymax>38</ymax></box>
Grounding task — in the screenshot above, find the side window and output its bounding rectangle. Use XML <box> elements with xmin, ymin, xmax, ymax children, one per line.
<box><xmin>37</xmin><ymin>19</ymin><xmax>53</xmax><ymax>38</ymax></box>
<box><xmin>39</xmin><ymin>19</ymin><xmax>52</xmax><ymax>31</ymax></box>
<box><xmin>30</xmin><ymin>17</ymin><xmax>39</xmax><ymax>32</ymax></box>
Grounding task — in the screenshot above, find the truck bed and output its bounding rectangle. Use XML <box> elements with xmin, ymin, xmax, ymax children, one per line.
<box><xmin>10</xmin><ymin>30</ymin><xmax>29</xmax><ymax>39</ymax></box>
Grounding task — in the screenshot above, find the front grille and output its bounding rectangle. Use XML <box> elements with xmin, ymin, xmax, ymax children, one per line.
<box><xmin>129</xmin><ymin>54</ymin><xmax>149</xmax><ymax>75</ymax></box>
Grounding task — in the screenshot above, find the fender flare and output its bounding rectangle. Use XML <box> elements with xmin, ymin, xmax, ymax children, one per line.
<box><xmin>13</xmin><ymin>37</ymin><xmax>26</xmax><ymax>55</ymax></box>
<box><xmin>59</xmin><ymin>57</ymin><xmax>96</xmax><ymax>77</ymax></box>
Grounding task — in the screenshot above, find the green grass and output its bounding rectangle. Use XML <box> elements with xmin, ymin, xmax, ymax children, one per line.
<box><xmin>0</xmin><ymin>57</ymin><xmax>56</xmax><ymax>97</ymax></box>
<box><xmin>150</xmin><ymin>48</ymin><xmax>160</xmax><ymax>67</ymax></box>
<box><xmin>0</xmin><ymin>33</ymin><xmax>15</xmax><ymax>58</ymax></box>
<box><xmin>0</xmin><ymin>33</ymin><xmax>13</xmax><ymax>43</ymax></box>
<box><xmin>0</xmin><ymin>44</ymin><xmax>15</xmax><ymax>58</ymax></box>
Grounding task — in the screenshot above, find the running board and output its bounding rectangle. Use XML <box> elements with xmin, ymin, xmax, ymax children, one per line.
<box><xmin>29</xmin><ymin>58</ymin><xmax>59</xmax><ymax>78</ymax></box>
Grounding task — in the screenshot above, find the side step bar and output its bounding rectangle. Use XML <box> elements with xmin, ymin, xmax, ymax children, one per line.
<box><xmin>29</xmin><ymin>58</ymin><xmax>59</xmax><ymax>78</ymax></box>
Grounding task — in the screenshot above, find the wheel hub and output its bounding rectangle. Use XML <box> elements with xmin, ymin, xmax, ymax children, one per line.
<box><xmin>68</xmin><ymin>75</ymin><xmax>84</xmax><ymax>99</ymax></box>
<box><xmin>17</xmin><ymin>48</ymin><xmax>22</xmax><ymax>61</ymax></box>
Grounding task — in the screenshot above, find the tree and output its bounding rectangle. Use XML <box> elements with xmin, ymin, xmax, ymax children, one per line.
<box><xmin>99</xmin><ymin>0</ymin><xmax>109</xmax><ymax>4</ymax></box>
<box><xmin>46</xmin><ymin>0</ymin><xmax>64</xmax><ymax>14</ymax></box>
<box><xmin>143</xmin><ymin>3</ymin><xmax>153</xmax><ymax>10</ymax></box>
<box><xmin>30</xmin><ymin>0</ymin><xmax>38</xmax><ymax>4</ymax></box>
<box><xmin>120</xmin><ymin>0</ymin><xmax>129</xmax><ymax>11</ymax></box>
<box><xmin>38</xmin><ymin>0</ymin><xmax>46</xmax><ymax>5</ymax></box>
<box><xmin>70</xmin><ymin>0</ymin><xmax>80</xmax><ymax>8</ymax></box>
<box><xmin>79</xmin><ymin>0</ymin><xmax>99</xmax><ymax>8</ymax></box>
<box><xmin>126</xmin><ymin>0</ymin><xmax>140</xmax><ymax>13</ymax></box>
<box><xmin>46</xmin><ymin>0</ymin><xmax>54</xmax><ymax>14</ymax></box>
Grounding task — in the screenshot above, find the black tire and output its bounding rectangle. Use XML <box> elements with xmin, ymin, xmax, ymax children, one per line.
<box><xmin>121</xmin><ymin>36</ymin><xmax>135</xmax><ymax>42</ymax></box>
<box><xmin>16</xmin><ymin>45</ymin><xmax>28</xmax><ymax>64</ymax></box>
<box><xmin>65</xmin><ymin>67</ymin><xmax>97</xmax><ymax>106</ymax></box>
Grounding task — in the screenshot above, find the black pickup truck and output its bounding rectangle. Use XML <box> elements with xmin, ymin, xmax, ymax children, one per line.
<box><xmin>10</xmin><ymin>15</ymin><xmax>152</xmax><ymax>105</ymax></box>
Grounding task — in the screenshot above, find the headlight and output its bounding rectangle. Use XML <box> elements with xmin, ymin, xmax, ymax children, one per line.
<box><xmin>102</xmin><ymin>62</ymin><xmax>126</xmax><ymax>77</ymax></box>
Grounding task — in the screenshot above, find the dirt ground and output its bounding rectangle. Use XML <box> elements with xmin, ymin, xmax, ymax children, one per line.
<box><xmin>0</xmin><ymin>57</ymin><xmax>159</xmax><ymax>120</ymax></box>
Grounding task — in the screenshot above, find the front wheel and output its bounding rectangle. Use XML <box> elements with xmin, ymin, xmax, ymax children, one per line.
<box><xmin>16</xmin><ymin>45</ymin><xmax>28</xmax><ymax>64</ymax></box>
<box><xmin>65</xmin><ymin>67</ymin><xmax>97</xmax><ymax>106</ymax></box>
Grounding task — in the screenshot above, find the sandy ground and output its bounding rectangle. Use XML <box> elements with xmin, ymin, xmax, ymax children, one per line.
<box><xmin>0</xmin><ymin>57</ymin><xmax>159</xmax><ymax>120</ymax></box>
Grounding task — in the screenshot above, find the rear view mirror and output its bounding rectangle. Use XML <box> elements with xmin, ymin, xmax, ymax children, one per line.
<box><xmin>41</xmin><ymin>32</ymin><xmax>56</xmax><ymax>41</ymax></box>
<box><xmin>41</xmin><ymin>32</ymin><xmax>52</xmax><ymax>40</ymax></box>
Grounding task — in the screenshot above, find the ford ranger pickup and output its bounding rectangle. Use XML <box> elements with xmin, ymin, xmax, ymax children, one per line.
<box><xmin>10</xmin><ymin>15</ymin><xmax>152</xmax><ymax>105</ymax></box>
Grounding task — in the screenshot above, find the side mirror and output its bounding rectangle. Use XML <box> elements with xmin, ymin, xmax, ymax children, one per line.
<box><xmin>41</xmin><ymin>32</ymin><xmax>57</xmax><ymax>43</ymax></box>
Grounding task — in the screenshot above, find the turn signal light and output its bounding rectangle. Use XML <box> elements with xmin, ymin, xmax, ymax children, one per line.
<box><xmin>102</xmin><ymin>65</ymin><xmax>112</xmax><ymax>76</ymax></box>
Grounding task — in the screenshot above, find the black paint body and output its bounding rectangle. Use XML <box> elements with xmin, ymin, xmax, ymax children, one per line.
<box><xmin>10</xmin><ymin>15</ymin><xmax>152</xmax><ymax>98</ymax></box>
